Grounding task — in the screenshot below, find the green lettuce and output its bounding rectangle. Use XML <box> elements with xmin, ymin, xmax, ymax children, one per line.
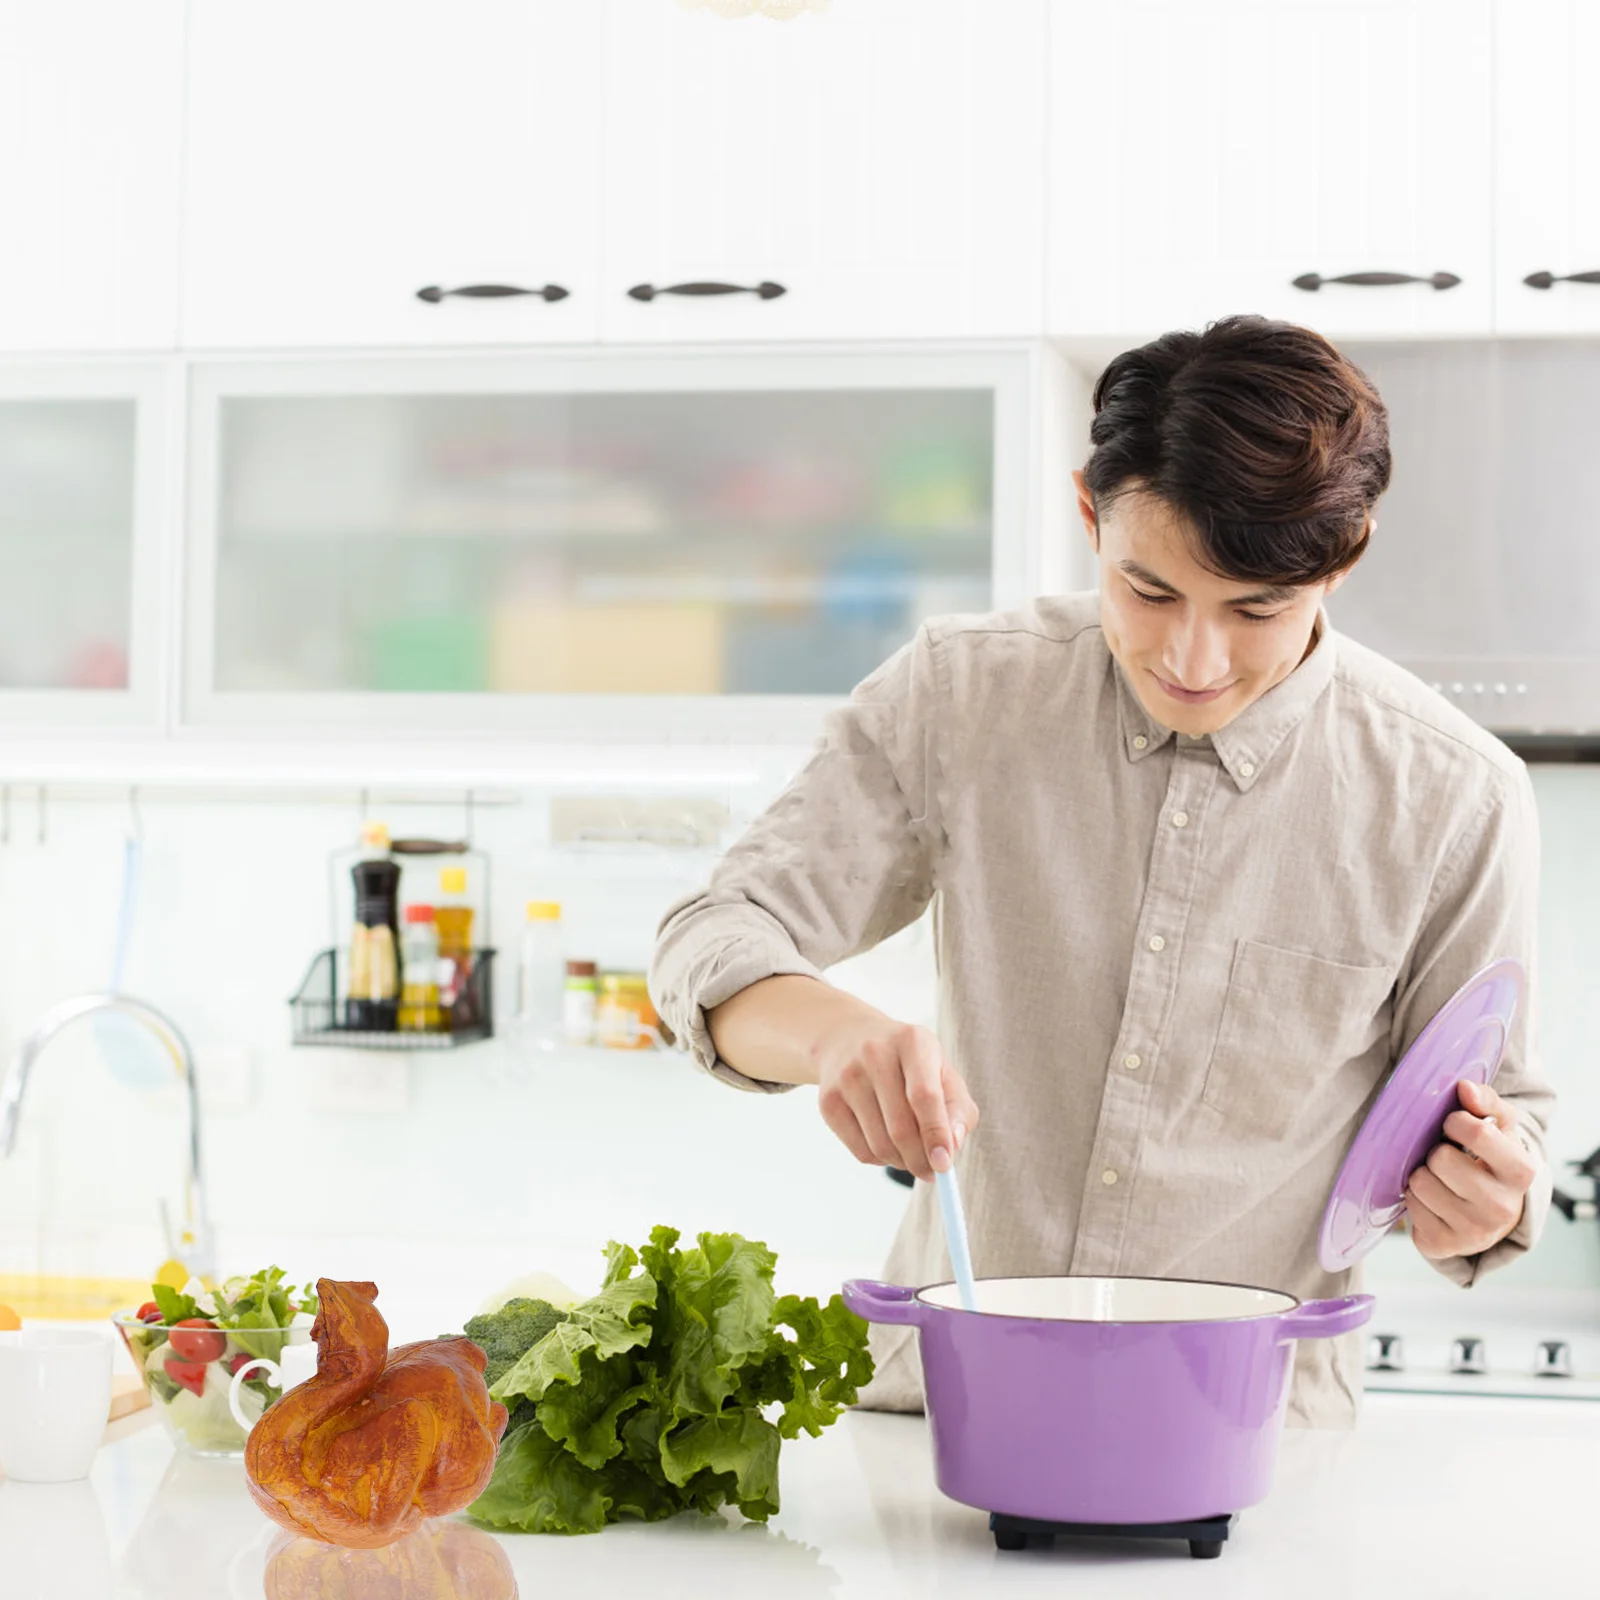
<box><xmin>467</xmin><ymin>1226</ymin><xmax>874</xmax><ymax>1535</ymax></box>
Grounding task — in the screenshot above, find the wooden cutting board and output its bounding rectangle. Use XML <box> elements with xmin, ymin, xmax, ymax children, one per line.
<box><xmin>110</xmin><ymin>1373</ymin><xmax>151</xmax><ymax>1422</ymax></box>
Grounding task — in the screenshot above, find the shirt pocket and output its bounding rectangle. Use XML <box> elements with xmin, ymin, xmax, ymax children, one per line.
<box><xmin>1201</xmin><ymin>940</ymin><xmax>1394</xmax><ymax>1142</ymax></box>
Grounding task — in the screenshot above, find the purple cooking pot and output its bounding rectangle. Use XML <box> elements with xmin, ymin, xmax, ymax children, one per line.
<box><xmin>843</xmin><ymin>1275</ymin><xmax>1373</xmax><ymax>1525</ymax></box>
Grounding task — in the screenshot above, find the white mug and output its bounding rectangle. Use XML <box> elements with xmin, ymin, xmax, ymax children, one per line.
<box><xmin>227</xmin><ymin>1340</ymin><xmax>317</xmax><ymax>1434</ymax></box>
<box><xmin>0</xmin><ymin>1329</ymin><xmax>113</xmax><ymax>1483</ymax></box>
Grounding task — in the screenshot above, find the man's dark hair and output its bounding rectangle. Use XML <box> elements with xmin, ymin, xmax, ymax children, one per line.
<box><xmin>1084</xmin><ymin>315</ymin><xmax>1391</xmax><ymax>585</ymax></box>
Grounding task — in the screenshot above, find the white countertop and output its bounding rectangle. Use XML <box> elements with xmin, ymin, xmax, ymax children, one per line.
<box><xmin>8</xmin><ymin>1390</ymin><xmax>1598</xmax><ymax>1599</ymax></box>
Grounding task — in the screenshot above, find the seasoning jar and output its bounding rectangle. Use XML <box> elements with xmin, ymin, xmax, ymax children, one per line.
<box><xmin>397</xmin><ymin>905</ymin><xmax>443</xmax><ymax>1032</ymax></box>
<box><xmin>596</xmin><ymin>973</ymin><xmax>659</xmax><ymax>1051</ymax></box>
<box><xmin>434</xmin><ymin>866</ymin><xmax>477</xmax><ymax>1029</ymax></box>
<box><xmin>516</xmin><ymin>901</ymin><xmax>565</xmax><ymax>1052</ymax></box>
<box><xmin>348</xmin><ymin>822</ymin><xmax>400</xmax><ymax>1031</ymax></box>
<box><xmin>564</xmin><ymin>960</ymin><xmax>599</xmax><ymax>1047</ymax></box>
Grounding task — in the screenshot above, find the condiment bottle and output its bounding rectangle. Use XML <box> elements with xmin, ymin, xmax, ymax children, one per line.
<box><xmin>398</xmin><ymin>905</ymin><xmax>443</xmax><ymax>1032</ymax></box>
<box><xmin>516</xmin><ymin>902</ymin><xmax>565</xmax><ymax>1052</ymax></box>
<box><xmin>563</xmin><ymin>960</ymin><xmax>598</xmax><ymax>1047</ymax></box>
<box><xmin>348</xmin><ymin>822</ymin><xmax>400</xmax><ymax>1031</ymax></box>
<box><xmin>434</xmin><ymin>866</ymin><xmax>476</xmax><ymax>1029</ymax></box>
<box><xmin>596</xmin><ymin>973</ymin><xmax>660</xmax><ymax>1051</ymax></box>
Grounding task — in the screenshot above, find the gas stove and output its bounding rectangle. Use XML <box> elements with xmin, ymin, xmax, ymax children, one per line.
<box><xmin>1357</xmin><ymin>1285</ymin><xmax>1600</xmax><ymax>1401</ymax></box>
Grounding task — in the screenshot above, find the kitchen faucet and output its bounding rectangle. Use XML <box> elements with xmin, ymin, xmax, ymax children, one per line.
<box><xmin>0</xmin><ymin>992</ymin><xmax>214</xmax><ymax>1278</ymax></box>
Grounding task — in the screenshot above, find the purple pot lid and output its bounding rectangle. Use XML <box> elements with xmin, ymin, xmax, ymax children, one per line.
<box><xmin>1318</xmin><ymin>957</ymin><xmax>1526</xmax><ymax>1274</ymax></box>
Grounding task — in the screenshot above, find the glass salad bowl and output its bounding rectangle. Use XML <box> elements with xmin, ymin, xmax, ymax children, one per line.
<box><xmin>113</xmin><ymin>1310</ymin><xmax>315</xmax><ymax>1458</ymax></box>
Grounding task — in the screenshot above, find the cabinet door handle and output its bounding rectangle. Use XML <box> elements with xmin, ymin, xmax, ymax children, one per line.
<box><xmin>415</xmin><ymin>283</ymin><xmax>570</xmax><ymax>303</ymax></box>
<box><xmin>1292</xmin><ymin>271</ymin><xmax>1461</xmax><ymax>292</ymax></box>
<box><xmin>626</xmin><ymin>280</ymin><xmax>787</xmax><ymax>302</ymax></box>
<box><xmin>1523</xmin><ymin>269</ymin><xmax>1600</xmax><ymax>289</ymax></box>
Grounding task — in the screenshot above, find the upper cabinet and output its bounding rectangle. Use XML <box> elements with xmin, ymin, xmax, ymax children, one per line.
<box><xmin>182</xmin><ymin>349</ymin><xmax>1032</xmax><ymax>740</ymax></box>
<box><xmin>1494</xmin><ymin>0</ymin><xmax>1600</xmax><ymax>333</ymax></box>
<box><xmin>0</xmin><ymin>4</ymin><xmax>184</xmax><ymax>352</ymax></box>
<box><xmin>181</xmin><ymin>1</ymin><xmax>604</xmax><ymax>349</ymax></box>
<box><xmin>0</xmin><ymin>364</ymin><xmax>170</xmax><ymax>726</ymax></box>
<box><xmin>596</xmin><ymin>0</ymin><xmax>1048</xmax><ymax>343</ymax></box>
<box><xmin>15</xmin><ymin>1</ymin><xmax>1600</xmax><ymax>357</ymax></box>
<box><xmin>1048</xmin><ymin>0</ymin><xmax>1495</xmax><ymax>339</ymax></box>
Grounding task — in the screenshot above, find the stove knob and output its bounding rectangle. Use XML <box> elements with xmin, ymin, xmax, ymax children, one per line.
<box><xmin>1534</xmin><ymin>1340</ymin><xmax>1573</xmax><ymax>1379</ymax></box>
<box><xmin>1449</xmin><ymin>1336</ymin><xmax>1488</xmax><ymax>1376</ymax></box>
<box><xmin>1366</xmin><ymin>1332</ymin><xmax>1405</xmax><ymax>1372</ymax></box>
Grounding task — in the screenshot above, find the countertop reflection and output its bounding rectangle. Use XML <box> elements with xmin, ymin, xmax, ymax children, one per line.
<box><xmin>4</xmin><ymin>1394</ymin><xmax>1599</xmax><ymax>1599</ymax></box>
<box><xmin>264</xmin><ymin>1522</ymin><xmax>516</xmax><ymax>1600</ymax></box>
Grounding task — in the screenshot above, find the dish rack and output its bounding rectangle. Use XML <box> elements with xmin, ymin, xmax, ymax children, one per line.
<box><xmin>290</xmin><ymin>947</ymin><xmax>496</xmax><ymax>1051</ymax></box>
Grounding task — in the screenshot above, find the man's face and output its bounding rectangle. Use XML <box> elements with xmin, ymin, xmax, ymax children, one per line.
<box><xmin>1075</xmin><ymin>471</ymin><xmax>1353</xmax><ymax>738</ymax></box>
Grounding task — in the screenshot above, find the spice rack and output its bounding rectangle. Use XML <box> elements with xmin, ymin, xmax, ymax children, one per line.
<box><xmin>289</xmin><ymin>833</ymin><xmax>496</xmax><ymax>1051</ymax></box>
<box><xmin>290</xmin><ymin>948</ymin><xmax>496</xmax><ymax>1050</ymax></box>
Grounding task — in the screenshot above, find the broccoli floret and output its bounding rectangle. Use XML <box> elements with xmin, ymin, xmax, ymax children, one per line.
<box><xmin>464</xmin><ymin>1297</ymin><xmax>569</xmax><ymax>1388</ymax></box>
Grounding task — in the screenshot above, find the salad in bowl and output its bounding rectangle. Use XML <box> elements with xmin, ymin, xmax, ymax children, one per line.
<box><xmin>114</xmin><ymin>1266</ymin><xmax>318</xmax><ymax>1457</ymax></box>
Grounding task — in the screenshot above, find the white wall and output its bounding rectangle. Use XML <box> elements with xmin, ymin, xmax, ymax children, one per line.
<box><xmin>0</xmin><ymin>754</ymin><xmax>923</xmax><ymax>1306</ymax></box>
<box><xmin>0</xmin><ymin>757</ymin><xmax>1594</xmax><ymax>1306</ymax></box>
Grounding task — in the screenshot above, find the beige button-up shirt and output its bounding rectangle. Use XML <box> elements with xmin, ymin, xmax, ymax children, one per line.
<box><xmin>649</xmin><ymin>593</ymin><xmax>1554</xmax><ymax>1427</ymax></box>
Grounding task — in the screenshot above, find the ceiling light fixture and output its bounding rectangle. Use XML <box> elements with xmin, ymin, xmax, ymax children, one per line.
<box><xmin>676</xmin><ymin>0</ymin><xmax>831</xmax><ymax>19</ymax></box>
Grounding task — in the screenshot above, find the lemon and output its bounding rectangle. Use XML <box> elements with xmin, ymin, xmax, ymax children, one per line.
<box><xmin>153</xmin><ymin>1259</ymin><xmax>191</xmax><ymax>1292</ymax></box>
<box><xmin>0</xmin><ymin>1303</ymin><xmax>21</xmax><ymax>1331</ymax></box>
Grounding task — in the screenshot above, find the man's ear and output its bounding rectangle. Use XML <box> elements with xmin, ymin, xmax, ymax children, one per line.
<box><xmin>1072</xmin><ymin>468</ymin><xmax>1099</xmax><ymax>552</ymax></box>
<box><xmin>1324</xmin><ymin>518</ymin><xmax>1375</xmax><ymax>597</ymax></box>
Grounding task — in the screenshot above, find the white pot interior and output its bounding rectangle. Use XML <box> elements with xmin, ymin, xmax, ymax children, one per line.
<box><xmin>918</xmin><ymin>1276</ymin><xmax>1298</xmax><ymax>1323</ymax></box>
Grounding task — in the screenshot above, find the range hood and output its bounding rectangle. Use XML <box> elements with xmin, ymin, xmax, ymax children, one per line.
<box><xmin>1328</xmin><ymin>340</ymin><xmax>1600</xmax><ymax>743</ymax></box>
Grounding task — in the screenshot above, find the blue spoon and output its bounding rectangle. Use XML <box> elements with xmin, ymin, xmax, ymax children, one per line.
<box><xmin>934</xmin><ymin>1165</ymin><xmax>979</xmax><ymax>1312</ymax></box>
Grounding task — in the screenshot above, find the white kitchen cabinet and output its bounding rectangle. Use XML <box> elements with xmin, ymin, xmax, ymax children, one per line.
<box><xmin>0</xmin><ymin>363</ymin><xmax>171</xmax><ymax>725</ymax></box>
<box><xmin>181</xmin><ymin>1</ymin><xmax>604</xmax><ymax>349</ymax></box>
<box><xmin>1049</xmin><ymin>0</ymin><xmax>1494</xmax><ymax>340</ymax></box>
<box><xmin>182</xmin><ymin>347</ymin><xmax>1041</xmax><ymax>741</ymax></box>
<box><xmin>0</xmin><ymin>3</ymin><xmax>184</xmax><ymax>352</ymax></box>
<box><xmin>1494</xmin><ymin>1</ymin><xmax>1600</xmax><ymax>333</ymax></box>
<box><xmin>596</xmin><ymin>0</ymin><xmax>1047</xmax><ymax>343</ymax></box>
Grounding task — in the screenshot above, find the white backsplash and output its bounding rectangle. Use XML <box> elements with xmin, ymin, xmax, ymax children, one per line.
<box><xmin>0</xmin><ymin>754</ymin><xmax>1594</xmax><ymax>1305</ymax></box>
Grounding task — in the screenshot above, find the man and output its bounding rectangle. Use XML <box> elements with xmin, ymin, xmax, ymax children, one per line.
<box><xmin>648</xmin><ymin>316</ymin><xmax>1553</xmax><ymax>1425</ymax></box>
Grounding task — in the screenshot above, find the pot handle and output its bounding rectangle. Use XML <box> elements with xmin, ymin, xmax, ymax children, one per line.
<box><xmin>1279</xmin><ymin>1294</ymin><xmax>1376</xmax><ymax>1342</ymax></box>
<box><xmin>842</xmin><ymin>1279</ymin><xmax>926</xmax><ymax>1326</ymax></box>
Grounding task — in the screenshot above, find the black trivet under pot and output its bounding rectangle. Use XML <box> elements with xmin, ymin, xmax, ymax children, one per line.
<box><xmin>990</xmin><ymin>1511</ymin><xmax>1237</xmax><ymax>1560</ymax></box>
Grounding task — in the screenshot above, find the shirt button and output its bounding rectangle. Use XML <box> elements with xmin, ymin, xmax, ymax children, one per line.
<box><xmin>1102</xmin><ymin>1169</ymin><xmax>1119</xmax><ymax>1186</ymax></box>
<box><xmin>1123</xmin><ymin>1053</ymin><xmax>1142</xmax><ymax>1071</ymax></box>
<box><xmin>1171</xmin><ymin>810</ymin><xmax>1189</xmax><ymax>828</ymax></box>
<box><xmin>1239</xmin><ymin>762</ymin><xmax>1256</xmax><ymax>779</ymax></box>
<box><xmin>1147</xmin><ymin>934</ymin><xmax>1166</xmax><ymax>953</ymax></box>
<box><xmin>1132</xmin><ymin>735</ymin><xmax>1149</xmax><ymax>751</ymax></box>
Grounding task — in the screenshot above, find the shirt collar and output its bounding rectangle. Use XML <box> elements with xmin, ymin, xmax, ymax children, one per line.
<box><xmin>1113</xmin><ymin>613</ymin><xmax>1338</xmax><ymax>792</ymax></box>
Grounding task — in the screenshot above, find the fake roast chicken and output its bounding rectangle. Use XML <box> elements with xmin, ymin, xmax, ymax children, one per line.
<box><xmin>245</xmin><ymin>1278</ymin><xmax>508</xmax><ymax>1548</ymax></box>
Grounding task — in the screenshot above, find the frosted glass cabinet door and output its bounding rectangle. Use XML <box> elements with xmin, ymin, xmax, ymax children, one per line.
<box><xmin>0</xmin><ymin>366</ymin><xmax>166</xmax><ymax>723</ymax></box>
<box><xmin>186</xmin><ymin>354</ymin><xmax>1019</xmax><ymax>735</ymax></box>
<box><xmin>1049</xmin><ymin>0</ymin><xmax>1494</xmax><ymax>338</ymax></box>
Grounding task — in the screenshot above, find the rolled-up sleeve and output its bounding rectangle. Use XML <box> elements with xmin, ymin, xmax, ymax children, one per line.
<box><xmin>649</xmin><ymin>623</ymin><xmax>949</xmax><ymax>1092</ymax></box>
<box><xmin>1391</xmin><ymin>757</ymin><xmax>1554</xmax><ymax>1287</ymax></box>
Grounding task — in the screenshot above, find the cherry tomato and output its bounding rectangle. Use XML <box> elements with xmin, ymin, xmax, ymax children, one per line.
<box><xmin>167</xmin><ymin>1319</ymin><xmax>226</xmax><ymax>1364</ymax></box>
<box><xmin>136</xmin><ymin>1301</ymin><xmax>163</xmax><ymax>1324</ymax></box>
<box><xmin>226</xmin><ymin>1352</ymin><xmax>256</xmax><ymax>1376</ymax></box>
<box><xmin>164</xmin><ymin>1357</ymin><xmax>208</xmax><ymax>1397</ymax></box>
